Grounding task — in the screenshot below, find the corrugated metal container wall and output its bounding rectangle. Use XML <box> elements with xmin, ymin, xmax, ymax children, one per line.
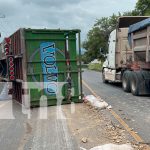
<box><xmin>9</xmin><ymin>28</ymin><xmax>82</xmax><ymax>107</ymax></box>
<box><xmin>9</xmin><ymin>30</ymin><xmax>23</xmax><ymax>105</ymax></box>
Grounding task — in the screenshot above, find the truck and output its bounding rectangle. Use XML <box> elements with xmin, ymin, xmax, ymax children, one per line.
<box><xmin>102</xmin><ymin>16</ymin><xmax>150</xmax><ymax>96</ymax></box>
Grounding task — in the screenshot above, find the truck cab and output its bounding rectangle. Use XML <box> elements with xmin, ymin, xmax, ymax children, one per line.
<box><xmin>102</xmin><ymin>30</ymin><xmax>117</xmax><ymax>82</ymax></box>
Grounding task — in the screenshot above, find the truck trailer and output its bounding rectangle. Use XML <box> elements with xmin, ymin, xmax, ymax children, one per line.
<box><xmin>0</xmin><ymin>29</ymin><xmax>83</xmax><ymax>107</ymax></box>
<box><xmin>102</xmin><ymin>16</ymin><xmax>150</xmax><ymax>96</ymax></box>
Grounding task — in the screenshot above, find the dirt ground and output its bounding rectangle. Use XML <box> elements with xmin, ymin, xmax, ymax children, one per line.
<box><xmin>63</xmin><ymin>103</ymin><xmax>150</xmax><ymax>150</ymax></box>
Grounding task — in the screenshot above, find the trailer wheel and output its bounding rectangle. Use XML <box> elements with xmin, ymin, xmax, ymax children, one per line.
<box><xmin>102</xmin><ymin>69</ymin><xmax>108</xmax><ymax>83</ymax></box>
<box><xmin>122</xmin><ymin>71</ymin><xmax>131</xmax><ymax>92</ymax></box>
<box><xmin>130</xmin><ymin>71</ymin><xmax>143</xmax><ymax>96</ymax></box>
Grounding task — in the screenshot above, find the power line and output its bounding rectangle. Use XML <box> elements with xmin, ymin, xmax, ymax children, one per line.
<box><xmin>0</xmin><ymin>14</ymin><xmax>6</xmax><ymax>40</ymax></box>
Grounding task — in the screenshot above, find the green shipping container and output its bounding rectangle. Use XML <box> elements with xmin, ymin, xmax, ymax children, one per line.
<box><xmin>3</xmin><ymin>28</ymin><xmax>83</xmax><ymax>107</ymax></box>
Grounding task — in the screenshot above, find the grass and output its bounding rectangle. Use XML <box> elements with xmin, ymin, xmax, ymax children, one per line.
<box><xmin>88</xmin><ymin>63</ymin><xmax>103</xmax><ymax>71</ymax></box>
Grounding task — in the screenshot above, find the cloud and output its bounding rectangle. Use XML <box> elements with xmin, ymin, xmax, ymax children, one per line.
<box><xmin>0</xmin><ymin>0</ymin><xmax>136</xmax><ymax>41</ymax></box>
<box><xmin>0</xmin><ymin>0</ymin><xmax>19</xmax><ymax>17</ymax></box>
<box><xmin>19</xmin><ymin>0</ymin><xmax>84</xmax><ymax>8</ymax></box>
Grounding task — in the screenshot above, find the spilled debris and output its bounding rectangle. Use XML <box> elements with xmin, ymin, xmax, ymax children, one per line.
<box><xmin>64</xmin><ymin>96</ymin><xmax>150</xmax><ymax>150</ymax></box>
<box><xmin>81</xmin><ymin>143</ymin><xmax>133</xmax><ymax>150</ymax></box>
<box><xmin>63</xmin><ymin>103</ymin><xmax>137</xmax><ymax>150</ymax></box>
<box><xmin>83</xmin><ymin>95</ymin><xmax>109</xmax><ymax>110</ymax></box>
<box><xmin>81</xmin><ymin>137</ymin><xmax>88</xmax><ymax>143</ymax></box>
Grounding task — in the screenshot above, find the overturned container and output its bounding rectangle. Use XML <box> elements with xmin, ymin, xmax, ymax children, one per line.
<box><xmin>0</xmin><ymin>28</ymin><xmax>83</xmax><ymax>107</ymax></box>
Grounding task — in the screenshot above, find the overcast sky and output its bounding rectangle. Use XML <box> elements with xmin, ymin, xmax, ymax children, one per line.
<box><xmin>0</xmin><ymin>0</ymin><xmax>137</xmax><ymax>41</ymax></box>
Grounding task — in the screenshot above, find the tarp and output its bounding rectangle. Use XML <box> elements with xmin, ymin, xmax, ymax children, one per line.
<box><xmin>128</xmin><ymin>17</ymin><xmax>150</xmax><ymax>34</ymax></box>
<box><xmin>128</xmin><ymin>17</ymin><xmax>150</xmax><ymax>47</ymax></box>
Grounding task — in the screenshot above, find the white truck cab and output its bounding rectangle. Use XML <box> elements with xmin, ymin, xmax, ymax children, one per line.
<box><xmin>107</xmin><ymin>29</ymin><xmax>116</xmax><ymax>68</ymax></box>
<box><xmin>102</xmin><ymin>30</ymin><xmax>117</xmax><ymax>82</ymax></box>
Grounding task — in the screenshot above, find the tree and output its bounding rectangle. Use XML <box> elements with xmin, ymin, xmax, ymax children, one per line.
<box><xmin>123</xmin><ymin>10</ymin><xmax>138</xmax><ymax>16</ymax></box>
<box><xmin>82</xmin><ymin>0</ymin><xmax>150</xmax><ymax>63</ymax></box>
<box><xmin>82</xmin><ymin>27</ymin><xmax>106</xmax><ymax>62</ymax></box>
<box><xmin>122</xmin><ymin>0</ymin><xmax>150</xmax><ymax>16</ymax></box>
<box><xmin>135</xmin><ymin>0</ymin><xmax>150</xmax><ymax>15</ymax></box>
<box><xmin>94</xmin><ymin>14</ymin><xmax>120</xmax><ymax>39</ymax></box>
<box><xmin>82</xmin><ymin>14</ymin><xmax>119</xmax><ymax>62</ymax></box>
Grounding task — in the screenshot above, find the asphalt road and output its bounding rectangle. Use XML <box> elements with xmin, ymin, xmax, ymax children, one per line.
<box><xmin>83</xmin><ymin>69</ymin><xmax>150</xmax><ymax>143</ymax></box>
<box><xmin>0</xmin><ymin>83</ymin><xmax>78</xmax><ymax>150</ymax></box>
<box><xmin>0</xmin><ymin>100</ymin><xmax>78</xmax><ymax>150</ymax></box>
<box><xmin>0</xmin><ymin>70</ymin><xmax>149</xmax><ymax>149</ymax></box>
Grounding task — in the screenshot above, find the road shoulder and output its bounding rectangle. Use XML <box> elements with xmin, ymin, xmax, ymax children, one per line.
<box><xmin>63</xmin><ymin>103</ymin><xmax>150</xmax><ymax>150</ymax></box>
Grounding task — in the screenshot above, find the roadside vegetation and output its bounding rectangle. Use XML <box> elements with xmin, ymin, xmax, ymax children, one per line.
<box><xmin>82</xmin><ymin>0</ymin><xmax>150</xmax><ymax>67</ymax></box>
<box><xmin>88</xmin><ymin>63</ymin><xmax>103</xmax><ymax>71</ymax></box>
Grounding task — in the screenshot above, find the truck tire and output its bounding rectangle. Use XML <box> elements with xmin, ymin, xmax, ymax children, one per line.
<box><xmin>130</xmin><ymin>71</ymin><xmax>143</xmax><ymax>96</ymax></box>
<box><xmin>122</xmin><ymin>71</ymin><xmax>131</xmax><ymax>92</ymax></box>
<box><xmin>102</xmin><ymin>69</ymin><xmax>108</xmax><ymax>83</ymax></box>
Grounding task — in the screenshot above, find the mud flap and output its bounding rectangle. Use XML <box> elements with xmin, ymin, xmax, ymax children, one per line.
<box><xmin>134</xmin><ymin>71</ymin><xmax>150</xmax><ymax>95</ymax></box>
<box><xmin>140</xmin><ymin>71</ymin><xmax>150</xmax><ymax>95</ymax></box>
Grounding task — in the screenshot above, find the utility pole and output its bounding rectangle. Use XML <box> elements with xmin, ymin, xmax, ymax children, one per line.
<box><xmin>0</xmin><ymin>14</ymin><xmax>5</xmax><ymax>38</ymax></box>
